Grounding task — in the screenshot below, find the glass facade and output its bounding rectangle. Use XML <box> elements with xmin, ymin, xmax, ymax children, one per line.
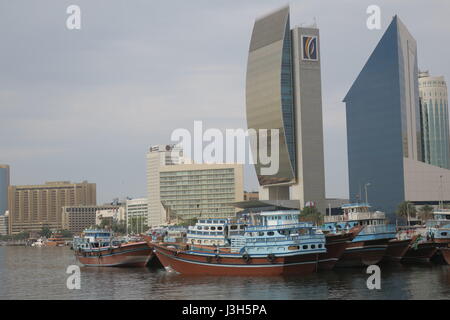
<box><xmin>419</xmin><ymin>75</ymin><xmax>450</xmax><ymax>169</ymax></box>
<box><xmin>246</xmin><ymin>6</ymin><xmax>296</xmax><ymax>185</ymax></box>
<box><xmin>159</xmin><ymin>168</ymin><xmax>237</xmax><ymax>220</ymax></box>
<box><xmin>344</xmin><ymin>17</ymin><xmax>420</xmax><ymax>215</ymax></box>
<box><xmin>0</xmin><ymin>165</ymin><xmax>9</xmax><ymax>216</ymax></box>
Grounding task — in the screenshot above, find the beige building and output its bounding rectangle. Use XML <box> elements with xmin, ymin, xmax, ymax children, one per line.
<box><xmin>158</xmin><ymin>163</ymin><xmax>244</xmax><ymax>222</ymax></box>
<box><xmin>8</xmin><ymin>181</ymin><xmax>96</xmax><ymax>234</ymax></box>
<box><xmin>0</xmin><ymin>211</ymin><xmax>9</xmax><ymax>235</ymax></box>
<box><xmin>243</xmin><ymin>191</ymin><xmax>259</xmax><ymax>201</ymax></box>
<box><xmin>62</xmin><ymin>204</ymin><xmax>123</xmax><ymax>234</ymax></box>
<box><xmin>146</xmin><ymin>144</ymin><xmax>185</xmax><ymax>226</ymax></box>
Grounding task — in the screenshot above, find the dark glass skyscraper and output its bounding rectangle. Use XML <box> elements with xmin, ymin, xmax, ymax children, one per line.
<box><xmin>344</xmin><ymin>16</ymin><xmax>450</xmax><ymax>215</ymax></box>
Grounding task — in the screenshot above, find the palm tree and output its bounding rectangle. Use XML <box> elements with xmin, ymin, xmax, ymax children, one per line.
<box><xmin>396</xmin><ymin>201</ymin><xmax>416</xmax><ymax>221</ymax></box>
<box><xmin>418</xmin><ymin>205</ymin><xmax>434</xmax><ymax>222</ymax></box>
<box><xmin>300</xmin><ymin>206</ymin><xmax>324</xmax><ymax>226</ymax></box>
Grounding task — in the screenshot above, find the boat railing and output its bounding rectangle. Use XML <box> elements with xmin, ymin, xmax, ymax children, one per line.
<box><xmin>230</xmin><ymin>237</ymin><xmax>246</xmax><ymax>253</ymax></box>
<box><xmin>324</xmin><ymin>212</ymin><xmax>385</xmax><ymax>223</ymax></box>
<box><xmin>245</xmin><ymin>223</ymin><xmax>312</xmax><ymax>231</ymax></box>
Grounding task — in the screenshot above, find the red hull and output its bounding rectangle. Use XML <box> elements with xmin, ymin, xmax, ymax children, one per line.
<box><xmin>75</xmin><ymin>242</ymin><xmax>153</xmax><ymax>267</ymax></box>
<box><xmin>318</xmin><ymin>232</ymin><xmax>354</xmax><ymax>271</ymax></box>
<box><xmin>382</xmin><ymin>239</ymin><xmax>412</xmax><ymax>262</ymax></box>
<box><xmin>402</xmin><ymin>241</ymin><xmax>438</xmax><ymax>263</ymax></box>
<box><xmin>440</xmin><ymin>247</ymin><xmax>450</xmax><ymax>265</ymax></box>
<box><xmin>153</xmin><ymin>243</ymin><xmax>319</xmax><ymax>276</ymax></box>
<box><xmin>335</xmin><ymin>239</ymin><xmax>389</xmax><ymax>267</ymax></box>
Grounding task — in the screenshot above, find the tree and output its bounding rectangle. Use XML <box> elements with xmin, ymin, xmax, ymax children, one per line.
<box><xmin>300</xmin><ymin>206</ymin><xmax>323</xmax><ymax>226</ymax></box>
<box><xmin>60</xmin><ymin>229</ymin><xmax>73</xmax><ymax>238</ymax></box>
<box><xmin>39</xmin><ymin>226</ymin><xmax>52</xmax><ymax>238</ymax></box>
<box><xmin>396</xmin><ymin>201</ymin><xmax>416</xmax><ymax>220</ymax></box>
<box><xmin>418</xmin><ymin>205</ymin><xmax>434</xmax><ymax>222</ymax></box>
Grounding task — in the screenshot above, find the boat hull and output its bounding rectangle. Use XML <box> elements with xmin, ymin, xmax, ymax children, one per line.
<box><xmin>153</xmin><ymin>244</ymin><xmax>319</xmax><ymax>276</ymax></box>
<box><xmin>318</xmin><ymin>233</ymin><xmax>353</xmax><ymax>271</ymax></box>
<box><xmin>382</xmin><ymin>239</ymin><xmax>411</xmax><ymax>262</ymax></box>
<box><xmin>75</xmin><ymin>242</ymin><xmax>153</xmax><ymax>267</ymax></box>
<box><xmin>402</xmin><ymin>241</ymin><xmax>438</xmax><ymax>263</ymax></box>
<box><xmin>334</xmin><ymin>239</ymin><xmax>389</xmax><ymax>267</ymax></box>
<box><xmin>439</xmin><ymin>247</ymin><xmax>450</xmax><ymax>265</ymax></box>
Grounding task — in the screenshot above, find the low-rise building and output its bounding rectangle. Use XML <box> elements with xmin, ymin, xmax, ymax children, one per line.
<box><xmin>126</xmin><ymin>198</ymin><xmax>148</xmax><ymax>234</ymax></box>
<box><xmin>62</xmin><ymin>204</ymin><xmax>122</xmax><ymax>234</ymax></box>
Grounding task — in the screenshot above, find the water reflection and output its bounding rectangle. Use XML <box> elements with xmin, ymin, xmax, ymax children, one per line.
<box><xmin>0</xmin><ymin>247</ymin><xmax>449</xmax><ymax>299</ymax></box>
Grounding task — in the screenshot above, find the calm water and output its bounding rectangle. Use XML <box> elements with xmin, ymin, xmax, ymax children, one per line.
<box><xmin>1</xmin><ymin>246</ymin><xmax>450</xmax><ymax>300</ymax></box>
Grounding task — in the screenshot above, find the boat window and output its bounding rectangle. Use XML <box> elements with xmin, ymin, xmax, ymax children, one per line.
<box><xmin>302</xmin><ymin>245</ymin><xmax>308</xmax><ymax>250</ymax></box>
<box><xmin>267</xmin><ymin>231</ymin><xmax>274</xmax><ymax>236</ymax></box>
<box><xmin>318</xmin><ymin>244</ymin><xmax>322</xmax><ymax>248</ymax></box>
<box><xmin>288</xmin><ymin>246</ymin><xmax>300</xmax><ymax>250</ymax></box>
<box><xmin>442</xmin><ymin>232</ymin><xmax>448</xmax><ymax>236</ymax></box>
<box><xmin>258</xmin><ymin>232</ymin><xmax>264</xmax><ymax>236</ymax></box>
<box><xmin>218</xmin><ymin>227</ymin><xmax>222</xmax><ymax>230</ymax></box>
<box><xmin>311</xmin><ymin>245</ymin><xmax>316</xmax><ymax>249</ymax></box>
<box><xmin>211</xmin><ymin>227</ymin><xmax>215</xmax><ymax>230</ymax></box>
<box><xmin>197</xmin><ymin>226</ymin><xmax>202</xmax><ymax>230</ymax></box>
<box><xmin>230</xmin><ymin>225</ymin><xmax>238</xmax><ymax>230</ymax></box>
<box><xmin>204</xmin><ymin>226</ymin><xmax>209</xmax><ymax>230</ymax></box>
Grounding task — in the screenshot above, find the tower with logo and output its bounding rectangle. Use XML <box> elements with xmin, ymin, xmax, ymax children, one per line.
<box><xmin>246</xmin><ymin>6</ymin><xmax>326</xmax><ymax>213</ymax></box>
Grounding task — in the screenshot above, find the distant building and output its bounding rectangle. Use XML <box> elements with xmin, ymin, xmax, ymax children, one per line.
<box><xmin>146</xmin><ymin>144</ymin><xmax>185</xmax><ymax>226</ymax></box>
<box><xmin>419</xmin><ymin>71</ymin><xmax>450</xmax><ymax>169</ymax></box>
<box><xmin>62</xmin><ymin>204</ymin><xmax>121</xmax><ymax>234</ymax></box>
<box><xmin>126</xmin><ymin>198</ymin><xmax>148</xmax><ymax>234</ymax></box>
<box><xmin>0</xmin><ymin>211</ymin><xmax>9</xmax><ymax>235</ymax></box>
<box><xmin>243</xmin><ymin>191</ymin><xmax>259</xmax><ymax>201</ymax></box>
<box><xmin>159</xmin><ymin>163</ymin><xmax>244</xmax><ymax>222</ymax></box>
<box><xmin>8</xmin><ymin>181</ymin><xmax>96</xmax><ymax>234</ymax></box>
<box><xmin>343</xmin><ymin>16</ymin><xmax>450</xmax><ymax>215</ymax></box>
<box><xmin>95</xmin><ymin>206</ymin><xmax>126</xmax><ymax>227</ymax></box>
<box><xmin>0</xmin><ymin>165</ymin><xmax>10</xmax><ymax>216</ymax></box>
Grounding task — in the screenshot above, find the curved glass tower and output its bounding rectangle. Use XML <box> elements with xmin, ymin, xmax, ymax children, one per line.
<box><xmin>419</xmin><ymin>71</ymin><xmax>450</xmax><ymax>169</ymax></box>
<box><xmin>246</xmin><ymin>6</ymin><xmax>326</xmax><ymax>211</ymax></box>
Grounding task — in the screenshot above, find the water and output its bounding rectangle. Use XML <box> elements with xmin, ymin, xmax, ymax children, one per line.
<box><xmin>1</xmin><ymin>246</ymin><xmax>450</xmax><ymax>299</ymax></box>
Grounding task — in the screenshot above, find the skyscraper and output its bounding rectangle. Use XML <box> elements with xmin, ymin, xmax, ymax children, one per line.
<box><xmin>419</xmin><ymin>71</ymin><xmax>450</xmax><ymax>169</ymax></box>
<box><xmin>344</xmin><ymin>16</ymin><xmax>450</xmax><ymax>214</ymax></box>
<box><xmin>0</xmin><ymin>165</ymin><xmax>10</xmax><ymax>216</ymax></box>
<box><xmin>245</xmin><ymin>5</ymin><xmax>326</xmax><ymax>212</ymax></box>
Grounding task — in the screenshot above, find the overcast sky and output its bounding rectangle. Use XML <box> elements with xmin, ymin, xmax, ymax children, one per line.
<box><xmin>1</xmin><ymin>0</ymin><xmax>449</xmax><ymax>204</ymax></box>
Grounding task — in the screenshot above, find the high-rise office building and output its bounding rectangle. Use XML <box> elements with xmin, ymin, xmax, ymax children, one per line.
<box><xmin>0</xmin><ymin>165</ymin><xmax>10</xmax><ymax>216</ymax></box>
<box><xmin>344</xmin><ymin>16</ymin><xmax>450</xmax><ymax>215</ymax></box>
<box><xmin>245</xmin><ymin>5</ymin><xmax>326</xmax><ymax>212</ymax></box>
<box><xmin>419</xmin><ymin>71</ymin><xmax>450</xmax><ymax>169</ymax></box>
<box><xmin>8</xmin><ymin>181</ymin><xmax>96</xmax><ymax>234</ymax></box>
<box><xmin>146</xmin><ymin>144</ymin><xmax>184</xmax><ymax>226</ymax></box>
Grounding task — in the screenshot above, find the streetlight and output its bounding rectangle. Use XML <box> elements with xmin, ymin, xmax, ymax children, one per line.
<box><xmin>364</xmin><ymin>183</ymin><xmax>371</xmax><ymax>204</ymax></box>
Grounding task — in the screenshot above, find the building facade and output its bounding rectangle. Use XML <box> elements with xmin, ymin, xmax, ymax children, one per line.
<box><xmin>62</xmin><ymin>204</ymin><xmax>122</xmax><ymax>234</ymax></box>
<box><xmin>146</xmin><ymin>144</ymin><xmax>184</xmax><ymax>226</ymax></box>
<box><xmin>0</xmin><ymin>212</ymin><xmax>9</xmax><ymax>235</ymax></box>
<box><xmin>126</xmin><ymin>198</ymin><xmax>148</xmax><ymax>234</ymax></box>
<box><xmin>419</xmin><ymin>71</ymin><xmax>450</xmax><ymax>169</ymax></box>
<box><xmin>344</xmin><ymin>16</ymin><xmax>450</xmax><ymax>215</ymax></box>
<box><xmin>0</xmin><ymin>165</ymin><xmax>10</xmax><ymax>216</ymax></box>
<box><xmin>8</xmin><ymin>181</ymin><xmax>96</xmax><ymax>234</ymax></box>
<box><xmin>158</xmin><ymin>163</ymin><xmax>244</xmax><ymax>222</ymax></box>
<box><xmin>243</xmin><ymin>191</ymin><xmax>259</xmax><ymax>201</ymax></box>
<box><xmin>245</xmin><ymin>5</ymin><xmax>326</xmax><ymax>213</ymax></box>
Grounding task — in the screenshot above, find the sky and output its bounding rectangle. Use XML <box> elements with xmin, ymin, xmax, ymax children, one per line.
<box><xmin>1</xmin><ymin>0</ymin><xmax>449</xmax><ymax>204</ymax></box>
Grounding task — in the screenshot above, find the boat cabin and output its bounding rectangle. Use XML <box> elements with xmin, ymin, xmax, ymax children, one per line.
<box><xmin>187</xmin><ymin>218</ymin><xmax>246</xmax><ymax>246</ymax></box>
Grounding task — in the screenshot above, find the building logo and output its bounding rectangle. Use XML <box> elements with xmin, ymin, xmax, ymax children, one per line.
<box><xmin>301</xmin><ymin>35</ymin><xmax>318</xmax><ymax>61</ymax></box>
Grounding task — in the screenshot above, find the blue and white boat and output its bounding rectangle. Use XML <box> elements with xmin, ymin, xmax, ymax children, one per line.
<box><xmin>153</xmin><ymin>210</ymin><xmax>326</xmax><ymax>276</ymax></box>
<box><xmin>323</xmin><ymin>203</ymin><xmax>396</xmax><ymax>267</ymax></box>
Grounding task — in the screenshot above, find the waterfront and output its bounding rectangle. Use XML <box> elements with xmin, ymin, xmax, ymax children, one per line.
<box><xmin>0</xmin><ymin>246</ymin><xmax>449</xmax><ymax>299</ymax></box>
